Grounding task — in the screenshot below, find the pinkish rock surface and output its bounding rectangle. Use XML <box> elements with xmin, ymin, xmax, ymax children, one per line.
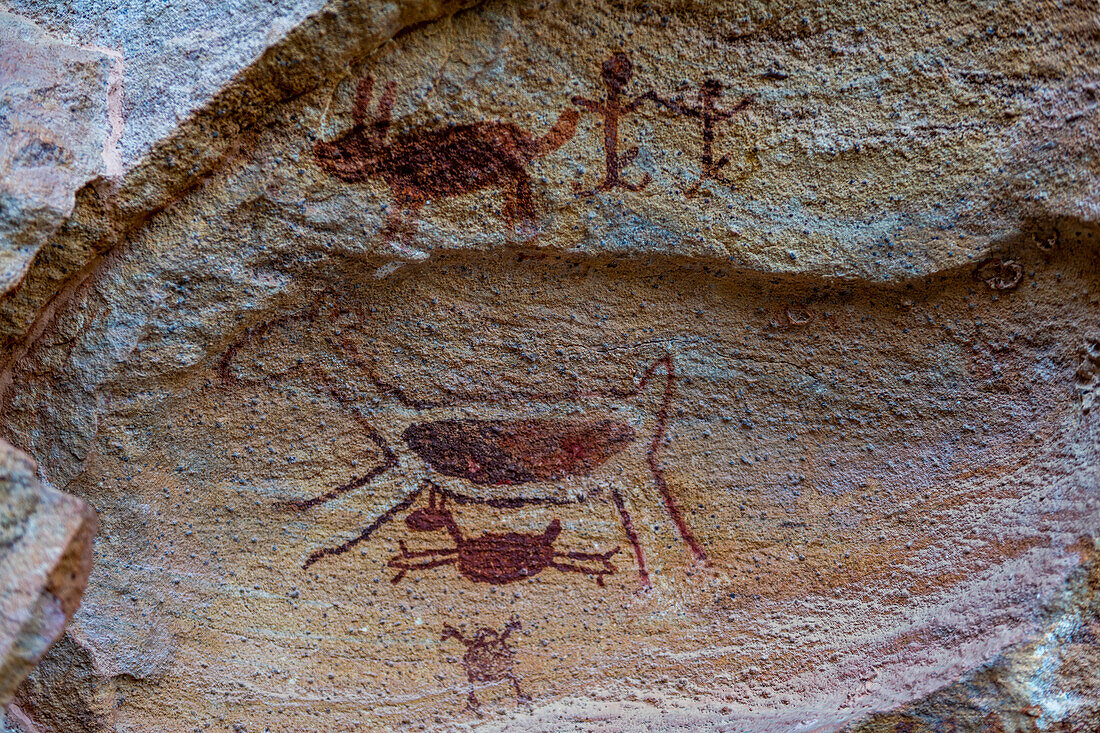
<box><xmin>0</xmin><ymin>0</ymin><xmax>1098</xmax><ymax>731</ymax></box>
<box><xmin>0</xmin><ymin>11</ymin><xmax>121</xmax><ymax>294</ymax></box>
<box><xmin>0</xmin><ymin>439</ymin><xmax>96</xmax><ymax>706</ymax></box>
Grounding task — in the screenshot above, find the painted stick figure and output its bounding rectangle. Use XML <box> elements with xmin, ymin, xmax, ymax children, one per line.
<box><xmin>653</xmin><ymin>79</ymin><xmax>751</xmax><ymax>195</ymax></box>
<box><xmin>572</xmin><ymin>52</ymin><xmax>655</xmax><ymax>193</ymax></box>
<box><xmin>442</xmin><ymin>618</ymin><xmax>527</xmax><ymax>712</ymax></box>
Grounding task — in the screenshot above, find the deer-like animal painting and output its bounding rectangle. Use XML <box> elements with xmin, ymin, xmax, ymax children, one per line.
<box><xmin>313</xmin><ymin>76</ymin><xmax>579</xmax><ymax>254</ymax></box>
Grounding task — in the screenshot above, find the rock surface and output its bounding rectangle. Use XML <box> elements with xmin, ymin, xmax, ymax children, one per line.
<box><xmin>846</xmin><ymin>538</ymin><xmax>1100</xmax><ymax>732</ymax></box>
<box><xmin>0</xmin><ymin>11</ymin><xmax>121</xmax><ymax>295</ymax></box>
<box><xmin>0</xmin><ymin>0</ymin><xmax>1098</xmax><ymax>731</ymax></box>
<box><xmin>0</xmin><ymin>439</ymin><xmax>96</xmax><ymax>706</ymax></box>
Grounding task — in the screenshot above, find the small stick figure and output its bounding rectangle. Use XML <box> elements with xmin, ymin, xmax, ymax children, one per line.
<box><xmin>653</xmin><ymin>79</ymin><xmax>751</xmax><ymax>195</ymax></box>
<box><xmin>572</xmin><ymin>52</ymin><xmax>654</xmax><ymax>194</ymax></box>
<box><xmin>442</xmin><ymin>618</ymin><xmax>528</xmax><ymax>712</ymax></box>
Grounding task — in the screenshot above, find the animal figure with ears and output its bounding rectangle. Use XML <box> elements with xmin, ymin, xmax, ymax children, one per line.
<box><xmin>313</xmin><ymin>75</ymin><xmax>579</xmax><ymax>254</ymax></box>
<box><xmin>276</xmin><ymin>346</ymin><xmax>708</xmax><ymax>588</ymax></box>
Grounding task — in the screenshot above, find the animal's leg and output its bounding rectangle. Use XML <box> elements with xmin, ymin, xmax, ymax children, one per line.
<box><xmin>387</xmin><ymin>555</ymin><xmax>457</xmax><ymax>584</ymax></box>
<box><xmin>379</xmin><ymin>191</ymin><xmax>427</xmax><ymax>260</ymax></box>
<box><xmin>301</xmin><ymin>482</ymin><xmax>425</xmax><ymax>568</ymax></box>
<box><xmin>644</xmin><ymin>357</ymin><xmax>708</xmax><ymax>564</ymax></box>
<box><xmin>353</xmin><ymin>75</ymin><xmax>375</xmax><ymax>126</ymax></box>
<box><xmin>550</xmin><ymin>546</ymin><xmax>621</xmax><ymax>587</ymax></box>
<box><xmin>380</xmin><ymin>205</ymin><xmax>415</xmax><ymax>247</ymax></box>
<box><xmin>396</xmin><ymin>200</ymin><xmax>423</xmax><ymax>250</ymax></box>
<box><xmin>502</xmin><ymin>175</ymin><xmax>519</xmax><ymax>224</ymax></box>
<box><xmin>371</xmin><ymin>81</ymin><xmax>396</xmax><ymax>139</ymax></box>
<box><xmin>466</xmin><ymin>690</ymin><xmax>481</xmax><ymax>713</ymax></box>
<box><xmin>607</xmin><ymin>486</ymin><xmax>648</xmax><ymax>586</ymax></box>
<box><xmin>380</xmin><ymin>204</ymin><xmax>405</xmax><ymax>245</ymax></box>
<box><xmin>279</xmin><ymin>424</ymin><xmax>397</xmax><ymax>510</ymax></box>
<box><xmin>504</xmin><ymin>171</ymin><xmax>537</xmax><ymax>234</ymax></box>
<box><xmin>508</xmin><ymin>674</ymin><xmax>529</xmax><ymax>703</ymax></box>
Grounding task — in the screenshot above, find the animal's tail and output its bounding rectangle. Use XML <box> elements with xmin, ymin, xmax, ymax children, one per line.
<box><xmin>638</xmin><ymin>356</ymin><xmax>708</xmax><ymax>567</ymax></box>
<box><xmin>601</xmin><ymin>354</ymin><xmax>708</xmax><ymax>587</ymax></box>
<box><xmin>533</xmin><ymin>108</ymin><xmax>579</xmax><ymax>157</ymax></box>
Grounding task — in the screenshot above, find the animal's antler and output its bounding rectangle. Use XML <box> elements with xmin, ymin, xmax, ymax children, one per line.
<box><xmin>502</xmin><ymin>617</ymin><xmax>521</xmax><ymax>638</ymax></box>
<box><xmin>372</xmin><ymin>81</ymin><xmax>397</xmax><ymax>139</ymax></box>
<box><xmin>353</xmin><ymin>75</ymin><xmax>375</xmax><ymax>127</ymax></box>
<box><xmin>424</xmin><ymin>482</ymin><xmax>444</xmax><ymax>511</ymax></box>
<box><xmin>441</xmin><ymin>624</ymin><xmax>466</xmax><ymax>643</ymax></box>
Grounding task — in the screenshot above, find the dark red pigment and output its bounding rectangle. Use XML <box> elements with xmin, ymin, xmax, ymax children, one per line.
<box><xmin>572</xmin><ymin>52</ymin><xmax>654</xmax><ymax>193</ymax></box>
<box><xmin>288</xmin><ymin>354</ymin><xmax>705</xmax><ymax>587</ymax></box>
<box><xmin>388</xmin><ymin>486</ymin><xmax>619</xmax><ymax>586</ymax></box>
<box><xmin>442</xmin><ymin>619</ymin><xmax>527</xmax><ymax>711</ymax></box>
<box><xmin>401</xmin><ymin>418</ymin><xmax>636</xmax><ymax>486</ymax></box>
<box><xmin>313</xmin><ymin>75</ymin><xmax>578</xmax><ymax>245</ymax></box>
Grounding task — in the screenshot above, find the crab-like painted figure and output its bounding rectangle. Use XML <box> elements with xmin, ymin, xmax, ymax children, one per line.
<box><xmin>441</xmin><ymin>617</ymin><xmax>527</xmax><ymax>712</ymax></box>
<box><xmin>388</xmin><ymin>483</ymin><xmax>619</xmax><ymax>586</ymax></box>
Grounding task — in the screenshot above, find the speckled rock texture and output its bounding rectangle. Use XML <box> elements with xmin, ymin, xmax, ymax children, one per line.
<box><xmin>845</xmin><ymin>538</ymin><xmax>1100</xmax><ymax>732</ymax></box>
<box><xmin>0</xmin><ymin>11</ymin><xmax>121</xmax><ymax>295</ymax></box>
<box><xmin>0</xmin><ymin>439</ymin><xmax>96</xmax><ymax>706</ymax></box>
<box><xmin>0</xmin><ymin>0</ymin><xmax>1097</xmax><ymax>731</ymax></box>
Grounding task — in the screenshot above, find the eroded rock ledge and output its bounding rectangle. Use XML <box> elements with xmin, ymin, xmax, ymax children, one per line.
<box><xmin>0</xmin><ymin>0</ymin><xmax>1098</xmax><ymax>731</ymax></box>
<box><xmin>0</xmin><ymin>440</ymin><xmax>96</xmax><ymax>707</ymax></box>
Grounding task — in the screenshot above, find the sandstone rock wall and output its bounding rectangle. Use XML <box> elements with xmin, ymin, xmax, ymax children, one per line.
<box><xmin>0</xmin><ymin>439</ymin><xmax>96</xmax><ymax>707</ymax></box>
<box><xmin>0</xmin><ymin>0</ymin><xmax>1097</xmax><ymax>730</ymax></box>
